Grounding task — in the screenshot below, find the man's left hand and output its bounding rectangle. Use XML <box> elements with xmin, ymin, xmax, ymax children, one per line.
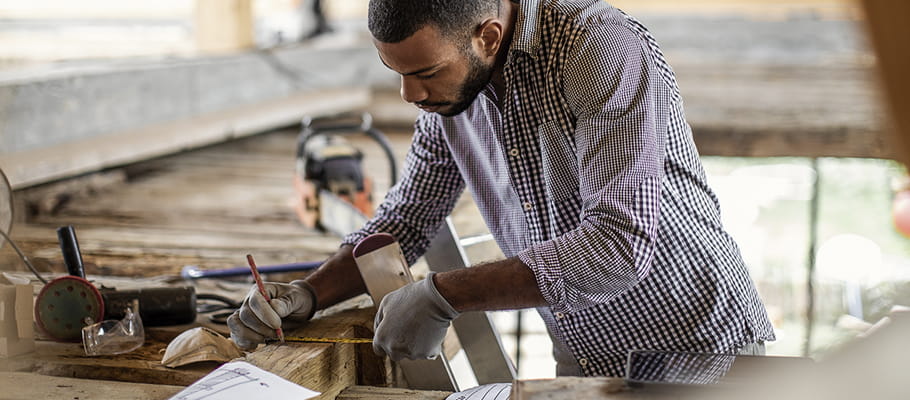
<box><xmin>373</xmin><ymin>272</ymin><xmax>460</xmax><ymax>361</ymax></box>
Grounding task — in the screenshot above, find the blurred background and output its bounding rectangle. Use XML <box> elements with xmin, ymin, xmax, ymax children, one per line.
<box><xmin>1</xmin><ymin>0</ymin><xmax>907</xmax><ymax>382</ymax></box>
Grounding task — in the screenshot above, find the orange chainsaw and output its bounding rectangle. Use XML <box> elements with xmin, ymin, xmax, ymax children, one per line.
<box><xmin>294</xmin><ymin>112</ymin><xmax>397</xmax><ymax>236</ymax></box>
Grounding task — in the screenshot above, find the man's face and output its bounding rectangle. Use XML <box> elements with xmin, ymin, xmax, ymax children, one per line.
<box><xmin>375</xmin><ymin>25</ymin><xmax>494</xmax><ymax>117</ymax></box>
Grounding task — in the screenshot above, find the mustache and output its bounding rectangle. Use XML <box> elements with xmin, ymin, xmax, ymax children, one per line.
<box><xmin>415</xmin><ymin>100</ymin><xmax>451</xmax><ymax>108</ymax></box>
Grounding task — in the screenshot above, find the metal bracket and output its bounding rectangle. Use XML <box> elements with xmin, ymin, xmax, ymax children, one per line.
<box><xmin>353</xmin><ymin>233</ymin><xmax>458</xmax><ymax>391</ymax></box>
<box><xmin>424</xmin><ymin>217</ymin><xmax>517</xmax><ymax>384</ymax></box>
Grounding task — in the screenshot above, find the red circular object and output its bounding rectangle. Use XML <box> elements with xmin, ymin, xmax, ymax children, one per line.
<box><xmin>34</xmin><ymin>275</ymin><xmax>104</xmax><ymax>342</ymax></box>
<box><xmin>893</xmin><ymin>191</ymin><xmax>910</xmax><ymax>238</ymax></box>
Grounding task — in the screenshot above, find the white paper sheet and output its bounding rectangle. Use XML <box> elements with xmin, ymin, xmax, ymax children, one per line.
<box><xmin>168</xmin><ymin>361</ymin><xmax>320</xmax><ymax>400</ymax></box>
<box><xmin>445</xmin><ymin>382</ymin><xmax>512</xmax><ymax>400</ymax></box>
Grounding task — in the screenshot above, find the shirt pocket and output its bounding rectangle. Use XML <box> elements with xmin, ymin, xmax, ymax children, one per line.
<box><xmin>539</xmin><ymin>120</ymin><xmax>579</xmax><ymax>202</ymax></box>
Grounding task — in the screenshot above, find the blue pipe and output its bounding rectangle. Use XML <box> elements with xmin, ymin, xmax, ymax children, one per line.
<box><xmin>181</xmin><ymin>261</ymin><xmax>322</xmax><ymax>279</ymax></box>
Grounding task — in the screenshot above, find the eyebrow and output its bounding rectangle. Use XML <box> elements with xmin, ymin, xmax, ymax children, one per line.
<box><xmin>379</xmin><ymin>58</ymin><xmax>440</xmax><ymax>76</ymax></box>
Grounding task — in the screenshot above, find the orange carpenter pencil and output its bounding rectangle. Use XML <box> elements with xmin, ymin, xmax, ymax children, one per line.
<box><xmin>247</xmin><ymin>253</ymin><xmax>285</xmax><ymax>343</ymax></box>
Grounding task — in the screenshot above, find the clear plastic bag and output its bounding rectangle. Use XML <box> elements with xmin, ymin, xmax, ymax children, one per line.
<box><xmin>82</xmin><ymin>299</ymin><xmax>145</xmax><ymax>356</ymax></box>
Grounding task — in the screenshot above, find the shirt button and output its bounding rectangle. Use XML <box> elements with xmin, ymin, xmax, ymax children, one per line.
<box><xmin>509</xmin><ymin>148</ymin><xmax>520</xmax><ymax>157</ymax></box>
<box><xmin>579</xmin><ymin>358</ymin><xmax>588</xmax><ymax>367</ymax></box>
<box><xmin>555</xmin><ymin>312</ymin><xmax>565</xmax><ymax>319</ymax></box>
<box><xmin>523</xmin><ymin>202</ymin><xmax>533</xmax><ymax>211</ymax></box>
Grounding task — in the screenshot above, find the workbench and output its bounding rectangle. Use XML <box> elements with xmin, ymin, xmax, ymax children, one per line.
<box><xmin>0</xmin><ymin>129</ymin><xmax>463</xmax><ymax>399</ymax></box>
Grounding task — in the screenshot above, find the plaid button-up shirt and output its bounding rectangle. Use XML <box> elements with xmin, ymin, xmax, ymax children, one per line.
<box><xmin>345</xmin><ymin>0</ymin><xmax>775</xmax><ymax>376</ymax></box>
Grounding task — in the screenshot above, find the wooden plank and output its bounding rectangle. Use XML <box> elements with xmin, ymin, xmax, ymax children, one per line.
<box><xmin>859</xmin><ymin>0</ymin><xmax>910</xmax><ymax>166</ymax></box>
<box><xmin>692</xmin><ymin>124</ymin><xmax>886</xmax><ymax>159</ymax></box>
<box><xmin>512</xmin><ymin>377</ymin><xmax>627</xmax><ymax>400</ymax></box>
<box><xmin>3</xmin><ymin>225</ymin><xmax>338</xmax><ymax>278</ymax></box>
<box><xmin>0</xmin><ymin>296</ymin><xmax>385</xmax><ymax>398</ymax></box>
<box><xmin>2</xmin><ymin>128</ymin><xmax>411</xmax><ymax>279</ymax></box>
<box><xmin>0</xmin><ymin>371</ymin><xmax>185</xmax><ymax>400</ymax></box>
<box><xmin>1</xmin><ymin>88</ymin><xmax>370</xmax><ymax>190</ymax></box>
<box><xmin>338</xmin><ymin>385</ymin><xmax>452</xmax><ymax>400</ymax></box>
<box><xmin>610</xmin><ymin>0</ymin><xmax>857</xmax><ymax>18</ymax></box>
<box><xmin>510</xmin><ymin>376</ymin><xmax>759</xmax><ymax>400</ymax></box>
<box><xmin>675</xmin><ymin>63</ymin><xmax>886</xmax><ymax>158</ymax></box>
<box><xmin>0</xmin><ymin>329</ymin><xmax>215</xmax><ymax>386</ymax></box>
<box><xmin>510</xmin><ymin>377</ymin><xmax>692</xmax><ymax>400</ymax></box>
<box><xmin>244</xmin><ymin>302</ymin><xmax>390</xmax><ymax>400</ymax></box>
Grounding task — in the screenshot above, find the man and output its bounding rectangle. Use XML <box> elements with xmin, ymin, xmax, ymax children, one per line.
<box><xmin>228</xmin><ymin>0</ymin><xmax>775</xmax><ymax>377</ymax></box>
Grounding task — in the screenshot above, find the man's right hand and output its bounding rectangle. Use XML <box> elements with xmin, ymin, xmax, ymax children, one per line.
<box><xmin>227</xmin><ymin>280</ymin><xmax>317</xmax><ymax>350</ymax></box>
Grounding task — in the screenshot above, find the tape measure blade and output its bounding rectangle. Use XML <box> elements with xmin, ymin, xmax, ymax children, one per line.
<box><xmin>284</xmin><ymin>336</ymin><xmax>372</xmax><ymax>344</ymax></box>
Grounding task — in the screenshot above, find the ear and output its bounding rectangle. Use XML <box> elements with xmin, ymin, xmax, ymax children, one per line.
<box><xmin>475</xmin><ymin>18</ymin><xmax>504</xmax><ymax>57</ymax></box>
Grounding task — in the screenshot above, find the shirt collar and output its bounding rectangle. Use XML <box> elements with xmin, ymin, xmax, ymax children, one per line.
<box><xmin>510</xmin><ymin>0</ymin><xmax>544</xmax><ymax>60</ymax></box>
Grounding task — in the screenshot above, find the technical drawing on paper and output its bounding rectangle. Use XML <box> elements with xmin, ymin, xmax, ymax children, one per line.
<box><xmin>174</xmin><ymin>366</ymin><xmax>268</xmax><ymax>400</ymax></box>
<box><xmin>168</xmin><ymin>361</ymin><xmax>319</xmax><ymax>400</ymax></box>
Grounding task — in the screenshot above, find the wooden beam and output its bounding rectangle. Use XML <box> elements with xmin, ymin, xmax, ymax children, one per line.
<box><xmin>510</xmin><ymin>377</ymin><xmax>634</xmax><ymax>400</ymax></box>
<box><xmin>673</xmin><ymin>63</ymin><xmax>887</xmax><ymax>159</ymax></box>
<box><xmin>0</xmin><ymin>298</ymin><xmax>388</xmax><ymax>399</ymax></box>
<box><xmin>692</xmin><ymin>124</ymin><xmax>888</xmax><ymax>159</ymax></box>
<box><xmin>338</xmin><ymin>385</ymin><xmax>452</xmax><ymax>400</ymax></box>
<box><xmin>194</xmin><ymin>0</ymin><xmax>254</xmax><ymax>53</ymax></box>
<box><xmin>4</xmin><ymin>130</ymin><xmax>405</xmax><ymax>279</ymax></box>
<box><xmin>0</xmin><ymin>88</ymin><xmax>370</xmax><ymax>190</ymax></box>
<box><xmin>0</xmin><ymin>329</ymin><xmax>218</xmax><ymax>386</ymax></box>
<box><xmin>858</xmin><ymin>0</ymin><xmax>910</xmax><ymax>165</ymax></box>
<box><xmin>244</xmin><ymin>301</ymin><xmax>391</xmax><ymax>400</ymax></box>
<box><xmin>610</xmin><ymin>0</ymin><xmax>858</xmax><ymax>18</ymax></box>
<box><xmin>0</xmin><ymin>372</ymin><xmax>185</xmax><ymax>400</ymax></box>
<box><xmin>510</xmin><ymin>377</ymin><xmax>722</xmax><ymax>400</ymax></box>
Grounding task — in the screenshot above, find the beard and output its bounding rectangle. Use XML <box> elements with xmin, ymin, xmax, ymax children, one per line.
<box><xmin>423</xmin><ymin>51</ymin><xmax>495</xmax><ymax>117</ymax></box>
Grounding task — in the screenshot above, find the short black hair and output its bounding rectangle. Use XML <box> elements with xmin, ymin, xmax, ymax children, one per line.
<box><xmin>368</xmin><ymin>0</ymin><xmax>499</xmax><ymax>46</ymax></box>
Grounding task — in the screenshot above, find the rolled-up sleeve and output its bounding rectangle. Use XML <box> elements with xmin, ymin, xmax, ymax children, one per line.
<box><xmin>342</xmin><ymin>112</ymin><xmax>466</xmax><ymax>265</ymax></box>
<box><xmin>517</xmin><ymin>23</ymin><xmax>666</xmax><ymax>314</ymax></box>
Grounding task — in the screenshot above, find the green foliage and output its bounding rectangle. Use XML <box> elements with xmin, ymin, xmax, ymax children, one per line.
<box><xmin>701</xmin><ymin>156</ymin><xmax>910</xmax><ymax>357</ymax></box>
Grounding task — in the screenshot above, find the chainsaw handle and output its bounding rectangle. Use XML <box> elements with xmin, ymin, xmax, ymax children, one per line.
<box><xmin>297</xmin><ymin>112</ymin><xmax>398</xmax><ymax>186</ymax></box>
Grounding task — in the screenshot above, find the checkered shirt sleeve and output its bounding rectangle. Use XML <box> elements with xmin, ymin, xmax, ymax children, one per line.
<box><xmin>341</xmin><ymin>114</ymin><xmax>465</xmax><ymax>264</ymax></box>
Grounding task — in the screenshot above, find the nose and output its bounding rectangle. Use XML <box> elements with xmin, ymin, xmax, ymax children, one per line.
<box><xmin>400</xmin><ymin>76</ymin><xmax>428</xmax><ymax>104</ymax></box>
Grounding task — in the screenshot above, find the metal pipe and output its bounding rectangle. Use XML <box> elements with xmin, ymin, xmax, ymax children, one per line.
<box><xmin>181</xmin><ymin>261</ymin><xmax>321</xmax><ymax>280</ymax></box>
<box><xmin>803</xmin><ymin>157</ymin><xmax>821</xmax><ymax>357</ymax></box>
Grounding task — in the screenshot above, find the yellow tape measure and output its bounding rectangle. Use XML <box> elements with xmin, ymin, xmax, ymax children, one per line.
<box><xmin>282</xmin><ymin>336</ymin><xmax>373</xmax><ymax>344</ymax></box>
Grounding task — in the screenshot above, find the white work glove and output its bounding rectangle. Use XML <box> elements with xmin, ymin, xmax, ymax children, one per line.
<box><xmin>227</xmin><ymin>280</ymin><xmax>316</xmax><ymax>350</ymax></box>
<box><xmin>373</xmin><ymin>272</ymin><xmax>460</xmax><ymax>361</ymax></box>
